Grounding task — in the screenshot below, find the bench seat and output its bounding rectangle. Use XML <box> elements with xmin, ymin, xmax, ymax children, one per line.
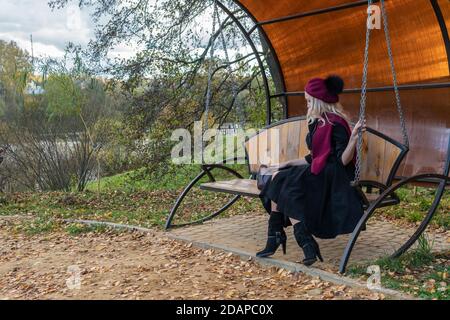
<box><xmin>200</xmin><ymin>179</ymin><xmax>400</xmax><ymax>208</ymax></box>
<box><xmin>201</xmin><ymin>179</ymin><xmax>260</xmax><ymax>198</ymax></box>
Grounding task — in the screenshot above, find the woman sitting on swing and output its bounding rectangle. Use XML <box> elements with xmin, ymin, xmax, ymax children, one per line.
<box><xmin>257</xmin><ymin>75</ymin><xmax>366</xmax><ymax>266</ymax></box>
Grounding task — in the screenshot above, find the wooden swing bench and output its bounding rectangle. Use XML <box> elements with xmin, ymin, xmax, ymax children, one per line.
<box><xmin>200</xmin><ymin>116</ymin><xmax>407</xmax><ymax>210</ymax></box>
<box><xmin>165</xmin><ymin>116</ymin><xmax>449</xmax><ymax>273</ymax></box>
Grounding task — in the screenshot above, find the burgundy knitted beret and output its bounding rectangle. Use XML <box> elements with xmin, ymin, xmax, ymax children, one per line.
<box><xmin>305</xmin><ymin>76</ymin><xmax>344</xmax><ymax>103</ymax></box>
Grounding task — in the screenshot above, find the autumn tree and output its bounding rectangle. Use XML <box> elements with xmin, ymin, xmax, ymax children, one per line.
<box><xmin>0</xmin><ymin>44</ymin><xmax>129</xmax><ymax>192</ymax></box>
<box><xmin>0</xmin><ymin>40</ymin><xmax>32</xmax><ymax>121</ymax></box>
<box><xmin>48</xmin><ymin>0</ymin><xmax>279</xmax><ymax>172</ymax></box>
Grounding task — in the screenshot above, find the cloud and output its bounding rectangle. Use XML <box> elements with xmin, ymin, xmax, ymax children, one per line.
<box><xmin>0</xmin><ymin>0</ymin><xmax>106</xmax><ymax>58</ymax></box>
<box><xmin>0</xmin><ymin>0</ymin><xmax>252</xmax><ymax>64</ymax></box>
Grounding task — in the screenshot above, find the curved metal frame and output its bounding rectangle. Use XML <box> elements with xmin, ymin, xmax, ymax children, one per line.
<box><xmin>230</xmin><ymin>1</ymin><xmax>289</xmax><ymax>120</ymax></box>
<box><xmin>339</xmin><ymin>173</ymin><xmax>449</xmax><ymax>274</ymax></box>
<box><xmin>430</xmin><ymin>0</ymin><xmax>450</xmax><ymax>73</ymax></box>
<box><xmin>165</xmin><ymin>160</ymin><xmax>246</xmax><ymax>230</ymax></box>
<box><xmin>216</xmin><ymin>1</ymin><xmax>275</xmax><ymax>125</ymax></box>
<box><xmin>340</xmin><ymin>134</ymin><xmax>450</xmax><ymax>272</ymax></box>
<box><xmin>356</xmin><ymin>180</ymin><xmax>400</xmax><ymax>210</ymax></box>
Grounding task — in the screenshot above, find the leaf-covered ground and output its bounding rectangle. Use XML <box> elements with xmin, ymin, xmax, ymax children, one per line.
<box><xmin>0</xmin><ymin>165</ymin><xmax>447</xmax><ymax>300</ymax></box>
<box><xmin>0</xmin><ymin>223</ymin><xmax>387</xmax><ymax>300</ymax></box>
<box><xmin>347</xmin><ymin>250</ymin><xmax>449</xmax><ymax>300</ymax></box>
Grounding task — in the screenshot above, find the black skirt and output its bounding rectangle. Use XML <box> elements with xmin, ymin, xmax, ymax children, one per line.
<box><xmin>259</xmin><ymin>122</ymin><xmax>365</xmax><ymax>239</ymax></box>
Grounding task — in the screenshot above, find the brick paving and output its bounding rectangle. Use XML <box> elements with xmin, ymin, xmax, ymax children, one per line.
<box><xmin>169</xmin><ymin>214</ymin><xmax>449</xmax><ymax>271</ymax></box>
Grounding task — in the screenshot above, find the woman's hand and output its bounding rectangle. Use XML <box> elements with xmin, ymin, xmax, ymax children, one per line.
<box><xmin>267</xmin><ymin>164</ymin><xmax>279</xmax><ymax>170</ymax></box>
<box><xmin>269</xmin><ymin>160</ymin><xmax>291</xmax><ymax>170</ymax></box>
<box><xmin>273</xmin><ymin>159</ymin><xmax>307</xmax><ymax>169</ymax></box>
<box><xmin>340</xmin><ymin>120</ymin><xmax>367</xmax><ymax>166</ymax></box>
<box><xmin>268</xmin><ymin>163</ymin><xmax>284</xmax><ymax>170</ymax></box>
<box><xmin>350</xmin><ymin>119</ymin><xmax>367</xmax><ymax>142</ymax></box>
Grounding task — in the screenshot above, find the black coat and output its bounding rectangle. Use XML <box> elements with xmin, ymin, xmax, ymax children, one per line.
<box><xmin>259</xmin><ymin>119</ymin><xmax>364</xmax><ymax>239</ymax></box>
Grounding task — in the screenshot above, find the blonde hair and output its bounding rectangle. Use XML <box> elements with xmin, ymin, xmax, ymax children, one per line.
<box><xmin>305</xmin><ymin>92</ymin><xmax>349</xmax><ymax>126</ymax></box>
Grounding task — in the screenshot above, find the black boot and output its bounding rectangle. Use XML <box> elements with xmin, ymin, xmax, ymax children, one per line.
<box><xmin>293</xmin><ymin>222</ymin><xmax>323</xmax><ymax>266</ymax></box>
<box><xmin>256</xmin><ymin>212</ymin><xmax>287</xmax><ymax>257</ymax></box>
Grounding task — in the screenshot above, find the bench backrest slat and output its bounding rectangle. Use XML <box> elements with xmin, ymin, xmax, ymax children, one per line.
<box><xmin>245</xmin><ymin>118</ymin><xmax>310</xmax><ymax>173</ymax></box>
<box><xmin>245</xmin><ymin>117</ymin><xmax>407</xmax><ymax>187</ymax></box>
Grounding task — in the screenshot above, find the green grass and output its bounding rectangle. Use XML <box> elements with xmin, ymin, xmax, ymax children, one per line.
<box><xmin>0</xmin><ymin>161</ymin><xmax>261</xmax><ymax>235</ymax></box>
<box><xmin>65</xmin><ymin>223</ymin><xmax>112</xmax><ymax>235</ymax></box>
<box><xmin>85</xmin><ymin>161</ymin><xmax>250</xmax><ymax>193</ymax></box>
<box><xmin>377</xmin><ymin>186</ymin><xmax>449</xmax><ymax>229</ymax></box>
<box><xmin>347</xmin><ymin>235</ymin><xmax>449</xmax><ymax>300</ymax></box>
<box><xmin>19</xmin><ymin>215</ymin><xmax>58</xmax><ymax>235</ymax></box>
<box><xmin>85</xmin><ymin>166</ymin><xmax>197</xmax><ymax>193</ymax></box>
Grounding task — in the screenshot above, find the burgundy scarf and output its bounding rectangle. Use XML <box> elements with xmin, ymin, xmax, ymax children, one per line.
<box><xmin>311</xmin><ymin>113</ymin><xmax>355</xmax><ymax>175</ymax></box>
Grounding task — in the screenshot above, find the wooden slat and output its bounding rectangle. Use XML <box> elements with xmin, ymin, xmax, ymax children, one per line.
<box><xmin>267</xmin><ymin>125</ymin><xmax>281</xmax><ymax>165</ymax></box>
<box><xmin>365</xmin><ymin>193</ymin><xmax>380</xmax><ymax>202</ymax></box>
<box><xmin>382</xmin><ymin>141</ymin><xmax>402</xmax><ymax>184</ymax></box>
<box><xmin>298</xmin><ymin>120</ymin><xmax>310</xmax><ymax>158</ymax></box>
<box><xmin>278</xmin><ymin>123</ymin><xmax>289</xmax><ymax>164</ymax></box>
<box><xmin>246</xmin><ymin>135</ymin><xmax>259</xmax><ymax>173</ymax></box>
<box><xmin>287</xmin><ymin>120</ymin><xmax>301</xmax><ymax>160</ymax></box>
<box><xmin>246</xmin><ymin>119</ymin><xmax>309</xmax><ymax>173</ymax></box>
<box><xmin>360</xmin><ymin>133</ymin><xmax>382</xmax><ymax>182</ymax></box>
<box><xmin>359</xmin><ymin>131</ymin><xmax>403</xmax><ymax>185</ymax></box>
<box><xmin>200</xmin><ymin>179</ymin><xmax>261</xmax><ymax>198</ymax></box>
<box><xmin>258</xmin><ymin>129</ymin><xmax>269</xmax><ymax>168</ymax></box>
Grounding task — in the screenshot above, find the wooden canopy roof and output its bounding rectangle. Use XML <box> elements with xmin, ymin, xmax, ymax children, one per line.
<box><xmin>235</xmin><ymin>0</ymin><xmax>450</xmax><ymax>178</ymax></box>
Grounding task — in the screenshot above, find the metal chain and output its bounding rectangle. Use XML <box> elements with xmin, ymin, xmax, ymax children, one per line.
<box><xmin>354</xmin><ymin>0</ymin><xmax>410</xmax><ymax>185</ymax></box>
<box><xmin>380</xmin><ymin>0</ymin><xmax>409</xmax><ymax>148</ymax></box>
<box><xmin>353</xmin><ymin>0</ymin><xmax>373</xmax><ymax>185</ymax></box>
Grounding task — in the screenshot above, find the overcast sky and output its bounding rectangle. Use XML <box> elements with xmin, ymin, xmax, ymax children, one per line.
<box><xmin>0</xmin><ymin>0</ymin><xmax>138</xmax><ymax>59</ymax></box>
<box><xmin>0</xmin><ymin>0</ymin><xmax>254</xmax><ymax>69</ymax></box>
